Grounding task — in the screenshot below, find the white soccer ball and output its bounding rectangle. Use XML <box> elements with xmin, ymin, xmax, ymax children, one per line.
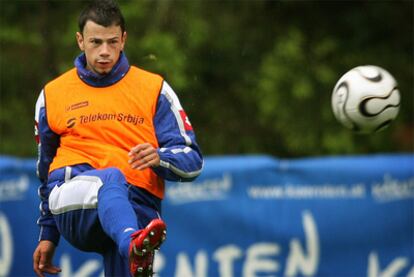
<box><xmin>331</xmin><ymin>65</ymin><xmax>401</xmax><ymax>133</ymax></box>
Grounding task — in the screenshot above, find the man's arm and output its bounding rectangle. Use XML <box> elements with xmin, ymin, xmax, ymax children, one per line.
<box><xmin>130</xmin><ymin>81</ymin><xmax>203</xmax><ymax>182</ymax></box>
<box><xmin>34</xmin><ymin>90</ymin><xmax>61</xmax><ymax>245</ymax></box>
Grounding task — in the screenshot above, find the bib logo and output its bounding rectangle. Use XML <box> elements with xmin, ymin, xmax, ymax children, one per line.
<box><xmin>66</xmin><ymin>117</ymin><xmax>76</xmax><ymax>128</ymax></box>
<box><xmin>66</xmin><ymin>113</ymin><xmax>144</xmax><ymax>128</ymax></box>
<box><xmin>65</xmin><ymin>101</ymin><xmax>89</xmax><ymax>112</ymax></box>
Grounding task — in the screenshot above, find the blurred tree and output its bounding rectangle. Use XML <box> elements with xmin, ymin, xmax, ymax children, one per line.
<box><xmin>0</xmin><ymin>0</ymin><xmax>412</xmax><ymax>157</ymax></box>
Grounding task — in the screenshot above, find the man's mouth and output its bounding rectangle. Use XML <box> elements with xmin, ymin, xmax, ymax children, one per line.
<box><xmin>97</xmin><ymin>61</ymin><xmax>112</xmax><ymax>66</ymax></box>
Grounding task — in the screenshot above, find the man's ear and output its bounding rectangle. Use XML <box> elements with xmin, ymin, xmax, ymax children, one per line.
<box><xmin>121</xmin><ymin>31</ymin><xmax>127</xmax><ymax>51</ymax></box>
<box><xmin>76</xmin><ymin>32</ymin><xmax>85</xmax><ymax>51</ymax></box>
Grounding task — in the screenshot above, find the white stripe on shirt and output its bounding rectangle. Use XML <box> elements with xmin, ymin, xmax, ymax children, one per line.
<box><xmin>160</xmin><ymin>81</ymin><xmax>192</xmax><ymax>145</ymax></box>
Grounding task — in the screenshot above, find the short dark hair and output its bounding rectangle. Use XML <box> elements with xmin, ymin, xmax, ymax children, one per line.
<box><xmin>78</xmin><ymin>0</ymin><xmax>125</xmax><ymax>34</ymax></box>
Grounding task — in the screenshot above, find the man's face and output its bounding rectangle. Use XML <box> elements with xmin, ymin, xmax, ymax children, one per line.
<box><xmin>76</xmin><ymin>20</ymin><xmax>126</xmax><ymax>75</ymax></box>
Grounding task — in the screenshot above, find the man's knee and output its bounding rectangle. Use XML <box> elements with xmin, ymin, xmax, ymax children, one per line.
<box><xmin>96</xmin><ymin>167</ymin><xmax>127</xmax><ymax>186</ymax></box>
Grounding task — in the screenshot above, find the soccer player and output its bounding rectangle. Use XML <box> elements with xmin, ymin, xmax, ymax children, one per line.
<box><xmin>32</xmin><ymin>1</ymin><xmax>203</xmax><ymax>276</ymax></box>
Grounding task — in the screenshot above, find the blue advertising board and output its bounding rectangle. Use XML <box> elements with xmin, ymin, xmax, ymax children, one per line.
<box><xmin>0</xmin><ymin>154</ymin><xmax>413</xmax><ymax>277</ymax></box>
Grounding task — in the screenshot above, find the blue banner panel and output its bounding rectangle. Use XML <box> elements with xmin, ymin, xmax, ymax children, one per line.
<box><xmin>0</xmin><ymin>155</ymin><xmax>413</xmax><ymax>277</ymax></box>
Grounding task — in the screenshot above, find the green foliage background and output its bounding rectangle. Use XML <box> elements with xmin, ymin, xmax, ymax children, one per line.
<box><xmin>0</xmin><ymin>0</ymin><xmax>412</xmax><ymax>157</ymax></box>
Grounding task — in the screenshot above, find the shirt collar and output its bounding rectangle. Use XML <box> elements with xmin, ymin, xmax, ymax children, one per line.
<box><xmin>74</xmin><ymin>52</ymin><xmax>130</xmax><ymax>87</ymax></box>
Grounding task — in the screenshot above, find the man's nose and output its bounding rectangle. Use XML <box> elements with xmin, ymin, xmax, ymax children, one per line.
<box><xmin>99</xmin><ymin>43</ymin><xmax>110</xmax><ymax>57</ymax></box>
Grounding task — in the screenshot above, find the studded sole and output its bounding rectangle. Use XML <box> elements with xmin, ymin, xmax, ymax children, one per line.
<box><xmin>129</xmin><ymin>219</ymin><xmax>167</xmax><ymax>277</ymax></box>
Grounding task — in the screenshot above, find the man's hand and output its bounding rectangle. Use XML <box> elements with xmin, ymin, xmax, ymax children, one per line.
<box><xmin>33</xmin><ymin>240</ymin><xmax>61</xmax><ymax>277</ymax></box>
<box><xmin>128</xmin><ymin>143</ymin><xmax>160</xmax><ymax>170</ymax></box>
